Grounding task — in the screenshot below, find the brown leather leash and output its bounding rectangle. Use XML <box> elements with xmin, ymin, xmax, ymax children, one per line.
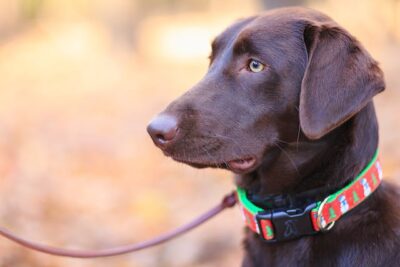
<box><xmin>0</xmin><ymin>192</ymin><xmax>236</xmax><ymax>258</ymax></box>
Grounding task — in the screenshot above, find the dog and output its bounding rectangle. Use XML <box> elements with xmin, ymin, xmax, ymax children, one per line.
<box><xmin>147</xmin><ymin>7</ymin><xmax>400</xmax><ymax>267</ymax></box>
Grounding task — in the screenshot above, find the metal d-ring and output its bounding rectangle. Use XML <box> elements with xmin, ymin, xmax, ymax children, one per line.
<box><xmin>316</xmin><ymin>197</ymin><xmax>335</xmax><ymax>232</ymax></box>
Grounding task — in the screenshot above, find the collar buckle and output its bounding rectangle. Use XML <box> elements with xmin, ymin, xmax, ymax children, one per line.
<box><xmin>256</xmin><ymin>202</ymin><xmax>317</xmax><ymax>242</ymax></box>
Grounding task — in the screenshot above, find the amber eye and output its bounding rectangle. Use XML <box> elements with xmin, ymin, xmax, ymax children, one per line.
<box><xmin>248</xmin><ymin>59</ymin><xmax>265</xmax><ymax>73</ymax></box>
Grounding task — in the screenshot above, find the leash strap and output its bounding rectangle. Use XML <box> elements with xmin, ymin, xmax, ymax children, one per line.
<box><xmin>0</xmin><ymin>192</ymin><xmax>236</xmax><ymax>258</ymax></box>
<box><xmin>237</xmin><ymin>150</ymin><xmax>383</xmax><ymax>241</ymax></box>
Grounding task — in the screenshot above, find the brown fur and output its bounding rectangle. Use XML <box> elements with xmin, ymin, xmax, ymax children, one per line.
<box><xmin>148</xmin><ymin>7</ymin><xmax>400</xmax><ymax>267</ymax></box>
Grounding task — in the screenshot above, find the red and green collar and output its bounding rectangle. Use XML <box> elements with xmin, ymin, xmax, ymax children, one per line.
<box><xmin>236</xmin><ymin>150</ymin><xmax>383</xmax><ymax>242</ymax></box>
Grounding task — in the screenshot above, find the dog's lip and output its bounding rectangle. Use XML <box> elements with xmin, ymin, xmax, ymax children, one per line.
<box><xmin>169</xmin><ymin>155</ymin><xmax>257</xmax><ymax>172</ymax></box>
<box><xmin>175</xmin><ymin>159</ymin><xmax>229</xmax><ymax>169</ymax></box>
<box><xmin>227</xmin><ymin>157</ymin><xmax>257</xmax><ymax>172</ymax></box>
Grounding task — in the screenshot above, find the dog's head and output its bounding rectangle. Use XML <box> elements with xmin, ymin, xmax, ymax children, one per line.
<box><xmin>147</xmin><ymin>7</ymin><xmax>384</xmax><ymax>174</ymax></box>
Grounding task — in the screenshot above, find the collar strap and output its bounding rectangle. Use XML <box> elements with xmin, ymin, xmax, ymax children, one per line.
<box><xmin>236</xmin><ymin>150</ymin><xmax>383</xmax><ymax>242</ymax></box>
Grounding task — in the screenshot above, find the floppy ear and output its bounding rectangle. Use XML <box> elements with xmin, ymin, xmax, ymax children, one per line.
<box><xmin>299</xmin><ymin>23</ymin><xmax>385</xmax><ymax>140</ymax></box>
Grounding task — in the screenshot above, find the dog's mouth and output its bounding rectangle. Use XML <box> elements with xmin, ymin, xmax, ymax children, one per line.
<box><xmin>171</xmin><ymin>155</ymin><xmax>257</xmax><ymax>173</ymax></box>
<box><xmin>227</xmin><ymin>157</ymin><xmax>257</xmax><ymax>173</ymax></box>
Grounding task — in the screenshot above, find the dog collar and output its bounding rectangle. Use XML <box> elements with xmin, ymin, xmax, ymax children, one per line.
<box><xmin>236</xmin><ymin>150</ymin><xmax>383</xmax><ymax>242</ymax></box>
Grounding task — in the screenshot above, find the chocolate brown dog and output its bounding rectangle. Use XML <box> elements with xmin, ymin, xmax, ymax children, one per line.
<box><xmin>147</xmin><ymin>7</ymin><xmax>400</xmax><ymax>267</ymax></box>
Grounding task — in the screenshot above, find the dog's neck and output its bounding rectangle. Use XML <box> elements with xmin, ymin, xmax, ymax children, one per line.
<box><xmin>236</xmin><ymin>102</ymin><xmax>379</xmax><ymax>199</ymax></box>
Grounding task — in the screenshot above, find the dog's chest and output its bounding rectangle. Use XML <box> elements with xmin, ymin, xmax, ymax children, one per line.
<box><xmin>244</xmin><ymin>232</ymin><xmax>313</xmax><ymax>267</ymax></box>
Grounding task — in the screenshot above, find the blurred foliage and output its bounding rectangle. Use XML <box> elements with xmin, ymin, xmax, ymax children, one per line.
<box><xmin>20</xmin><ymin>0</ymin><xmax>44</xmax><ymax>20</ymax></box>
<box><xmin>0</xmin><ymin>0</ymin><xmax>399</xmax><ymax>266</ymax></box>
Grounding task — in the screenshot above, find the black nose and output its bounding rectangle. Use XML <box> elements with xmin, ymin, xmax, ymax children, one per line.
<box><xmin>147</xmin><ymin>114</ymin><xmax>178</xmax><ymax>148</ymax></box>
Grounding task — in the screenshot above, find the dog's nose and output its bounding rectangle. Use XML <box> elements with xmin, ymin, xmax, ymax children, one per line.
<box><xmin>147</xmin><ymin>114</ymin><xmax>178</xmax><ymax>148</ymax></box>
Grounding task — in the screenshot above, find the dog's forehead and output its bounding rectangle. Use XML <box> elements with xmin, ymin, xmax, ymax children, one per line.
<box><xmin>213</xmin><ymin>7</ymin><xmax>333</xmax><ymax>47</ymax></box>
<box><xmin>211</xmin><ymin>16</ymin><xmax>256</xmax><ymax>50</ymax></box>
<box><xmin>240</xmin><ymin>8</ymin><xmax>332</xmax><ymax>38</ymax></box>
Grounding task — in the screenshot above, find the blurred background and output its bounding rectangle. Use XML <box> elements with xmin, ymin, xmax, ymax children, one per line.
<box><xmin>0</xmin><ymin>0</ymin><xmax>399</xmax><ymax>266</ymax></box>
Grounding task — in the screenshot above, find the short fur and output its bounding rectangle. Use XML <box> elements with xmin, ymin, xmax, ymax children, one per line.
<box><xmin>148</xmin><ymin>7</ymin><xmax>400</xmax><ymax>267</ymax></box>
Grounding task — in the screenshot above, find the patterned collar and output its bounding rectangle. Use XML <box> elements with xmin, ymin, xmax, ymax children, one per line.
<box><xmin>236</xmin><ymin>150</ymin><xmax>383</xmax><ymax>242</ymax></box>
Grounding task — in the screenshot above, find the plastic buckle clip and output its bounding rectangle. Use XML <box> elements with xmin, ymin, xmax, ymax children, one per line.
<box><xmin>256</xmin><ymin>202</ymin><xmax>317</xmax><ymax>242</ymax></box>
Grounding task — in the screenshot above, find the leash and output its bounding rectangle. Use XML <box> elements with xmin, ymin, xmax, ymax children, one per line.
<box><xmin>0</xmin><ymin>192</ymin><xmax>237</xmax><ymax>258</ymax></box>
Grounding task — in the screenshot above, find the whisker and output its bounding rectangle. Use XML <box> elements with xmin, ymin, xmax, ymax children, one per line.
<box><xmin>276</xmin><ymin>139</ymin><xmax>290</xmax><ymax>145</ymax></box>
<box><xmin>199</xmin><ymin>145</ymin><xmax>221</xmax><ymax>168</ymax></box>
<box><xmin>274</xmin><ymin>142</ymin><xmax>300</xmax><ymax>176</ymax></box>
<box><xmin>294</xmin><ymin>106</ymin><xmax>301</xmax><ymax>152</ymax></box>
<box><xmin>207</xmin><ymin>133</ymin><xmax>251</xmax><ymax>155</ymax></box>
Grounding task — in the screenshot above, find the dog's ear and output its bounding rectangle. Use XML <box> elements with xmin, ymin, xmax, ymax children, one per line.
<box><xmin>299</xmin><ymin>23</ymin><xmax>385</xmax><ymax>140</ymax></box>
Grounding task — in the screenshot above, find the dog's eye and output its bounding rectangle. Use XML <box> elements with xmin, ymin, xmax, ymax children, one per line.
<box><xmin>248</xmin><ymin>59</ymin><xmax>265</xmax><ymax>73</ymax></box>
